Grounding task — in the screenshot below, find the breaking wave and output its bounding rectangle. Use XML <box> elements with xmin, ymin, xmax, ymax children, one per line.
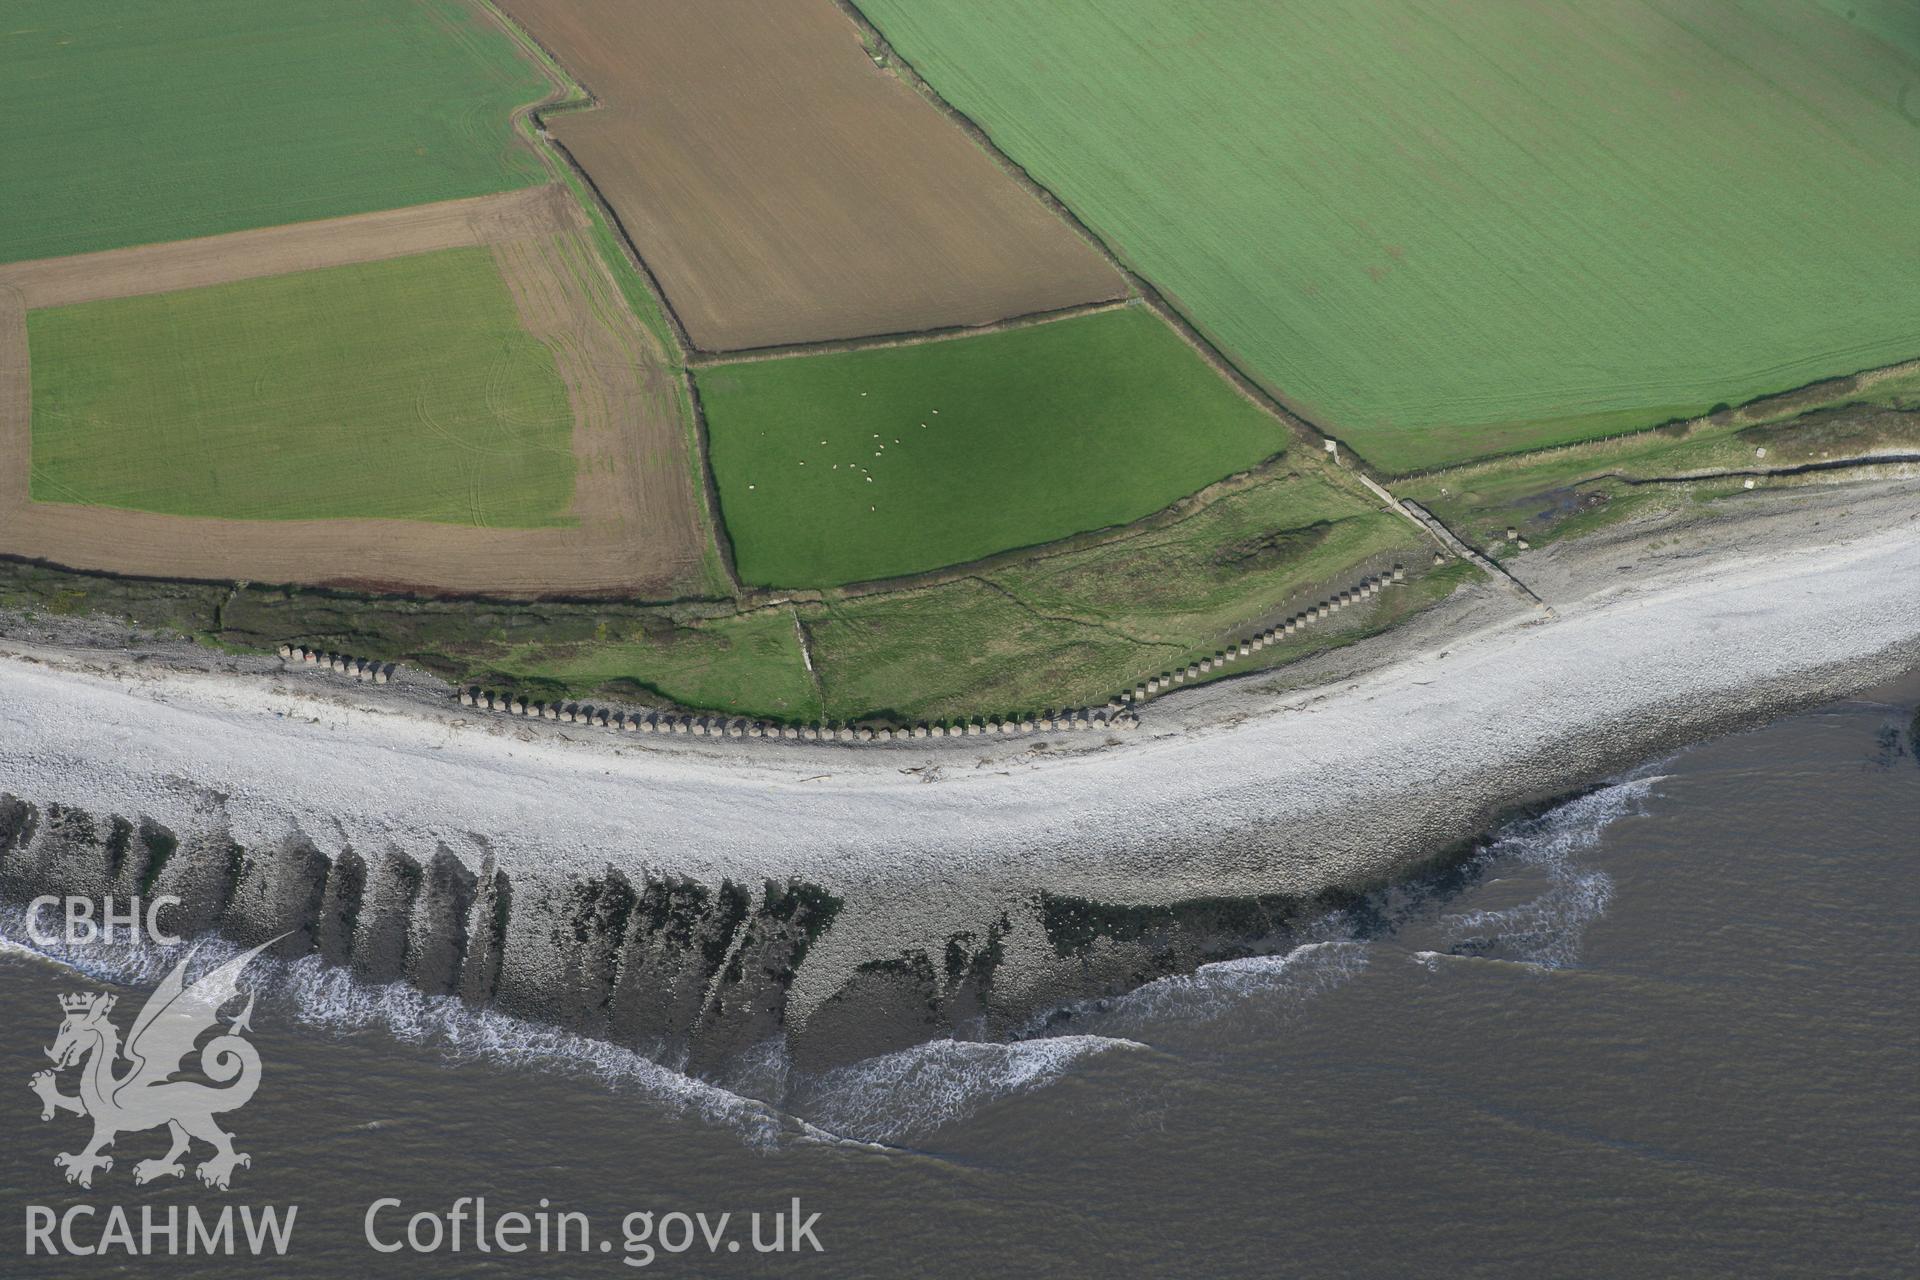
<box><xmin>1431</xmin><ymin>770</ymin><xmax>1664</xmax><ymax>969</ymax></box>
<box><xmin>0</xmin><ymin>909</ymin><xmax>1136</xmax><ymax>1151</ymax></box>
<box><xmin>789</xmin><ymin>1035</ymin><xmax>1145</xmax><ymax>1145</ymax></box>
<box><xmin>1029</xmin><ymin>936</ymin><xmax>1372</xmax><ymax>1041</ymax></box>
<box><xmin>0</xmin><ymin>911</ymin><xmax>824</xmax><ymax>1148</ymax></box>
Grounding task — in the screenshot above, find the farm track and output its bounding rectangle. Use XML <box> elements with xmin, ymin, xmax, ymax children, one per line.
<box><xmin>716</xmin><ymin>452</ymin><xmax>1307</xmax><ymax>609</ymax></box>
<box><xmin>494</xmin><ymin>0</ymin><xmax>1125</xmax><ymax>353</ymax></box>
<box><xmin>1403</xmin><ymin>357</ymin><xmax>1920</xmax><ymax>486</ymax></box>
<box><xmin>0</xmin><ymin>186</ymin><xmax>710</xmax><ymax>598</ymax></box>
<box><xmin>0</xmin><ymin>289</ymin><xmax>26</xmax><ymax>509</ymax></box>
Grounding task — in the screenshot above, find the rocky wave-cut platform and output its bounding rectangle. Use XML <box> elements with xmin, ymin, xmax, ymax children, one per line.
<box><xmin>0</xmin><ymin>795</ymin><xmax>858</xmax><ymax>1077</ymax></box>
<box><xmin>0</xmin><ymin>787</ymin><xmax>1410</xmax><ymax>1080</ymax></box>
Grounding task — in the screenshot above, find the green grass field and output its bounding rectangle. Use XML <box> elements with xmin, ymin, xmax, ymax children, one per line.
<box><xmin>862</xmin><ymin>0</ymin><xmax>1920</xmax><ymax>472</ymax></box>
<box><xmin>697</xmin><ymin>307</ymin><xmax>1288</xmax><ymax>587</ymax></box>
<box><xmin>28</xmin><ymin>247</ymin><xmax>577</xmax><ymax>524</ymax></box>
<box><xmin>1</xmin><ymin>0</ymin><xmax>548</xmax><ymax>262</ymax></box>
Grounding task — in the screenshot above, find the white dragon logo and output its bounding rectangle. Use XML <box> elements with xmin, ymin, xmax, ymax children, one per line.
<box><xmin>28</xmin><ymin>939</ymin><xmax>278</xmax><ymax>1190</ymax></box>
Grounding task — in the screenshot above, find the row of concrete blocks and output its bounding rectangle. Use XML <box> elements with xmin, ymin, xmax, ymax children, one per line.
<box><xmin>279</xmin><ymin>645</ymin><xmax>394</xmax><ymax>684</ymax></box>
<box><xmin>457</xmin><ymin>689</ymin><xmax>1140</xmax><ymax>742</ymax></box>
<box><xmin>1124</xmin><ymin>566</ymin><xmax>1407</xmax><ymax>701</ymax></box>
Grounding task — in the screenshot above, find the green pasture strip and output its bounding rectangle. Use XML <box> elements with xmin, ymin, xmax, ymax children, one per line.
<box><xmin>1400</xmin><ymin>388</ymin><xmax>1920</xmax><ymax>556</ymax></box>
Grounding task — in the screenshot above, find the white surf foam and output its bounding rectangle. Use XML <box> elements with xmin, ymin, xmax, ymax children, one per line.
<box><xmin>1031</xmin><ymin>936</ymin><xmax>1373</xmax><ymax>1042</ymax></box>
<box><xmin>283</xmin><ymin>959</ymin><xmax>822</xmax><ymax>1148</ymax></box>
<box><xmin>1434</xmin><ymin>771</ymin><xmax>1663</xmax><ymax>969</ymax></box>
<box><xmin>0</xmin><ymin>914</ymin><xmax>836</xmax><ymax>1149</ymax></box>
<box><xmin>0</xmin><ymin>914</ymin><xmax>1146</xmax><ymax>1151</ymax></box>
<box><xmin>789</xmin><ymin>1034</ymin><xmax>1145</xmax><ymax>1145</ymax></box>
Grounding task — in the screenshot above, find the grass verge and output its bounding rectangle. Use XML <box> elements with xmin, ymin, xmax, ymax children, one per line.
<box><xmin>1399</xmin><ymin>373</ymin><xmax>1920</xmax><ymax>559</ymax></box>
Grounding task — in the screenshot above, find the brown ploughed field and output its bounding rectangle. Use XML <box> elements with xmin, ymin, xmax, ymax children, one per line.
<box><xmin>0</xmin><ymin>187</ymin><xmax>713</xmax><ymax>598</ymax></box>
<box><xmin>498</xmin><ymin>0</ymin><xmax>1124</xmax><ymax>352</ymax></box>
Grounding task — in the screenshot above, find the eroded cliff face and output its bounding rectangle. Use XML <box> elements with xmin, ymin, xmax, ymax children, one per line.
<box><xmin>0</xmin><ymin>792</ymin><xmax>1375</xmax><ymax>1074</ymax></box>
